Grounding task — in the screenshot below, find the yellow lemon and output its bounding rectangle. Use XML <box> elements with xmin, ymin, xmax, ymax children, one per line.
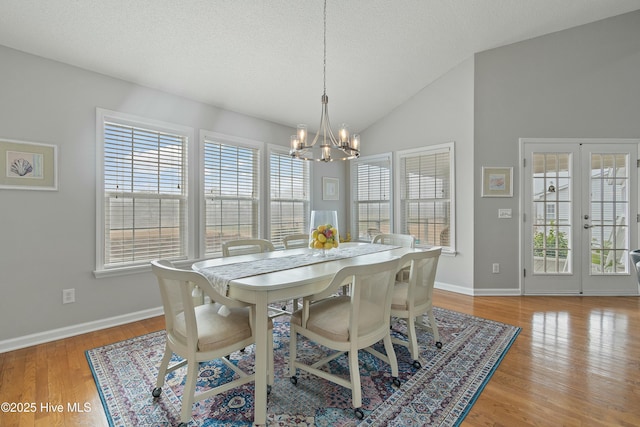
<box><xmin>317</xmin><ymin>225</ymin><xmax>326</xmax><ymax>233</ymax></box>
<box><xmin>317</xmin><ymin>234</ymin><xmax>327</xmax><ymax>243</ymax></box>
<box><xmin>312</xmin><ymin>230</ymin><xmax>319</xmax><ymax>239</ymax></box>
<box><xmin>314</xmin><ymin>240</ymin><xmax>324</xmax><ymax>249</ymax></box>
<box><xmin>324</xmin><ymin>242</ymin><xmax>333</xmax><ymax>250</ymax></box>
<box><xmin>333</xmin><ymin>241</ymin><xmax>339</xmax><ymax>248</ymax></box>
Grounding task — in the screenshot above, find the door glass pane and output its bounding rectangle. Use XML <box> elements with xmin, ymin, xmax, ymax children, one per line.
<box><xmin>589</xmin><ymin>152</ymin><xmax>629</xmax><ymax>275</ymax></box>
<box><xmin>532</xmin><ymin>152</ymin><xmax>572</xmax><ymax>274</ymax></box>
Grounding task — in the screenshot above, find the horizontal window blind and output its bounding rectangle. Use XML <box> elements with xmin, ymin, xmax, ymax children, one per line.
<box><xmin>103</xmin><ymin>122</ymin><xmax>187</xmax><ymax>267</ymax></box>
<box><xmin>352</xmin><ymin>155</ymin><xmax>391</xmax><ymax>241</ymax></box>
<box><xmin>270</xmin><ymin>150</ymin><xmax>310</xmax><ymax>248</ymax></box>
<box><xmin>399</xmin><ymin>146</ymin><xmax>452</xmax><ymax>249</ymax></box>
<box><xmin>203</xmin><ymin>137</ymin><xmax>260</xmax><ymax>255</ymax></box>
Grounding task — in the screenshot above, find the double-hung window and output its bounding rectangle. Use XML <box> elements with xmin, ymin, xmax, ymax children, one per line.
<box><xmin>268</xmin><ymin>146</ymin><xmax>311</xmax><ymax>248</ymax></box>
<box><xmin>351</xmin><ymin>154</ymin><xmax>392</xmax><ymax>241</ymax></box>
<box><xmin>397</xmin><ymin>142</ymin><xmax>455</xmax><ymax>251</ymax></box>
<box><xmin>202</xmin><ymin>132</ymin><xmax>261</xmax><ymax>256</ymax></box>
<box><xmin>96</xmin><ymin>109</ymin><xmax>192</xmax><ymax>275</ymax></box>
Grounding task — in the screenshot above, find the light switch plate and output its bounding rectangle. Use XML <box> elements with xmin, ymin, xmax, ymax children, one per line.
<box><xmin>498</xmin><ymin>209</ymin><xmax>512</xmax><ymax>219</ymax></box>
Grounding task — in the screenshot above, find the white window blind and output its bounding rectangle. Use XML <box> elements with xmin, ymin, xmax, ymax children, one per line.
<box><xmin>269</xmin><ymin>149</ymin><xmax>310</xmax><ymax>248</ymax></box>
<box><xmin>399</xmin><ymin>144</ymin><xmax>454</xmax><ymax>250</ymax></box>
<box><xmin>203</xmin><ymin>136</ymin><xmax>260</xmax><ymax>255</ymax></box>
<box><xmin>352</xmin><ymin>154</ymin><xmax>391</xmax><ymax>241</ymax></box>
<box><xmin>102</xmin><ymin>121</ymin><xmax>187</xmax><ymax>268</ymax></box>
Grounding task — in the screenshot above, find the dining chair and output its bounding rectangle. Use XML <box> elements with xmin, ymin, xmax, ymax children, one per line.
<box><xmin>222</xmin><ymin>238</ymin><xmax>291</xmax><ymax>317</ymax></box>
<box><xmin>282</xmin><ymin>233</ymin><xmax>310</xmax><ymax>249</ymax></box>
<box><xmin>150</xmin><ymin>259</ymin><xmax>273</xmax><ymax>427</ymax></box>
<box><xmin>391</xmin><ymin>247</ymin><xmax>442</xmax><ymax>369</ymax></box>
<box><xmin>221</xmin><ymin>238</ymin><xmax>275</xmax><ymax>257</ymax></box>
<box><xmin>289</xmin><ymin>257</ymin><xmax>402</xmax><ymax>419</ymax></box>
<box><xmin>372</xmin><ymin>233</ymin><xmax>415</xmax><ymax>280</ymax></box>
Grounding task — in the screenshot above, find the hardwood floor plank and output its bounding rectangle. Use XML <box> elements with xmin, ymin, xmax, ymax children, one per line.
<box><xmin>1</xmin><ymin>291</ymin><xmax>639</xmax><ymax>426</ymax></box>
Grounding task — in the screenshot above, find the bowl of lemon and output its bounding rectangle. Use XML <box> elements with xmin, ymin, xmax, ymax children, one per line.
<box><xmin>309</xmin><ymin>210</ymin><xmax>340</xmax><ymax>256</ymax></box>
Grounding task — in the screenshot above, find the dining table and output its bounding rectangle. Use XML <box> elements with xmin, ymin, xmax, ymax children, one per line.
<box><xmin>191</xmin><ymin>241</ymin><xmax>422</xmax><ymax>426</ymax></box>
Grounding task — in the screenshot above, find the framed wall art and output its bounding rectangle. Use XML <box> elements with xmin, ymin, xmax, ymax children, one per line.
<box><xmin>0</xmin><ymin>138</ymin><xmax>58</xmax><ymax>191</ymax></box>
<box><xmin>481</xmin><ymin>166</ymin><xmax>512</xmax><ymax>197</ymax></box>
<box><xmin>322</xmin><ymin>176</ymin><xmax>339</xmax><ymax>201</ymax></box>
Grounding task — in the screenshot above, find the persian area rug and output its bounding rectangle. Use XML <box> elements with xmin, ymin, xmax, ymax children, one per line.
<box><xmin>86</xmin><ymin>307</ymin><xmax>520</xmax><ymax>426</ymax></box>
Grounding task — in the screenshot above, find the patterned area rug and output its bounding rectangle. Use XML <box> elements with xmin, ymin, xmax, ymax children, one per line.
<box><xmin>86</xmin><ymin>307</ymin><xmax>520</xmax><ymax>426</ymax></box>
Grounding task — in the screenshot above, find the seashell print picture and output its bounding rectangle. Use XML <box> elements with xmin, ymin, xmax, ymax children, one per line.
<box><xmin>7</xmin><ymin>151</ymin><xmax>43</xmax><ymax>178</ymax></box>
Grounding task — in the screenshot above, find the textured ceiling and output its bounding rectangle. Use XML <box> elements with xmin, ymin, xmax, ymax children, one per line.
<box><xmin>1</xmin><ymin>0</ymin><xmax>639</xmax><ymax>133</ymax></box>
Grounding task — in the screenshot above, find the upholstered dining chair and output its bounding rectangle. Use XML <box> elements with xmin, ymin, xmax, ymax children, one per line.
<box><xmin>221</xmin><ymin>238</ymin><xmax>275</xmax><ymax>257</ymax></box>
<box><xmin>151</xmin><ymin>259</ymin><xmax>273</xmax><ymax>427</ymax></box>
<box><xmin>222</xmin><ymin>238</ymin><xmax>291</xmax><ymax>317</ymax></box>
<box><xmin>371</xmin><ymin>233</ymin><xmax>416</xmax><ymax>248</ymax></box>
<box><xmin>289</xmin><ymin>257</ymin><xmax>402</xmax><ymax>419</ymax></box>
<box><xmin>282</xmin><ymin>233</ymin><xmax>309</xmax><ymax>249</ymax></box>
<box><xmin>372</xmin><ymin>233</ymin><xmax>415</xmax><ymax>281</ymax></box>
<box><xmin>391</xmin><ymin>247</ymin><xmax>442</xmax><ymax>369</ymax></box>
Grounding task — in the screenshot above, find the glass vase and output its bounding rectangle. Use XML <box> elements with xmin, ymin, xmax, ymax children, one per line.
<box><xmin>309</xmin><ymin>210</ymin><xmax>340</xmax><ymax>256</ymax></box>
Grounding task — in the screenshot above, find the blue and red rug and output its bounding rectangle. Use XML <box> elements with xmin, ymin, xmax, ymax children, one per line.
<box><xmin>86</xmin><ymin>307</ymin><xmax>520</xmax><ymax>426</ymax></box>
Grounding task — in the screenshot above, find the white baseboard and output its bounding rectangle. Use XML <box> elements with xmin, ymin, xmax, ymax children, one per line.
<box><xmin>435</xmin><ymin>282</ymin><xmax>522</xmax><ymax>296</ymax></box>
<box><xmin>0</xmin><ymin>306</ymin><xmax>163</xmax><ymax>353</ymax></box>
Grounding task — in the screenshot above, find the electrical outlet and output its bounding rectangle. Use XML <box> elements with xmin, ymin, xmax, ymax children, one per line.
<box><xmin>492</xmin><ymin>263</ymin><xmax>500</xmax><ymax>274</ymax></box>
<box><xmin>62</xmin><ymin>288</ymin><xmax>75</xmax><ymax>304</ymax></box>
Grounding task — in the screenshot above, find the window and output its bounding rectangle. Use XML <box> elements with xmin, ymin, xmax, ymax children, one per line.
<box><xmin>269</xmin><ymin>146</ymin><xmax>310</xmax><ymax>248</ymax></box>
<box><xmin>202</xmin><ymin>132</ymin><xmax>261</xmax><ymax>256</ymax></box>
<box><xmin>397</xmin><ymin>142</ymin><xmax>455</xmax><ymax>251</ymax></box>
<box><xmin>351</xmin><ymin>154</ymin><xmax>392</xmax><ymax>241</ymax></box>
<box><xmin>96</xmin><ymin>109</ymin><xmax>192</xmax><ymax>274</ymax></box>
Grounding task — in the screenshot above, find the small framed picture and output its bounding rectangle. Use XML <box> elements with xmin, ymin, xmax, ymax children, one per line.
<box><xmin>0</xmin><ymin>138</ymin><xmax>58</xmax><ymax>191</ymax></box>
<box><xmin>322</xmin><ymin>177</ymin><xmax>339</xmax><ymax>201</ymax></box>
<box><xmin>481</xmin><ymin>167</ymin><xmax>512</xmax><ymax>197</ymax></box>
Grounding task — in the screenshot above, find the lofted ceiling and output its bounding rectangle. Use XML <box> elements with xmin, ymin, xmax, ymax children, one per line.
<box><xmin>1</xmin><ymin>0</ymin><xmax>639</xmax><ymax>134</ymax></box>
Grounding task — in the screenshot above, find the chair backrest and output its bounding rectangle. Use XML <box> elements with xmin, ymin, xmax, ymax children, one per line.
<box><xmin>371</xmin><ymin>233</ymin><xmax>415</xmax><ymax>249</ymax></box>
<box><xmin>151</xmin><ymin>260</ymin><xmax>246</xmax><ymax>349</ymax></box>
<box><xmin>283</xmin><ymin>233</ymin><xmax>310</xmax><ymax>249</ymax></box>
<box><xmin>310</xmin><ymin>258</ymin><xmax>401</xmax><ymax>340</ymax></box>
<box><xmin>400</xmin><ymin>248</ymin><xmax>442</xmax><ymax>307</ymax></box>
<box><xmin>222</xmin><ymin>238</ymin><xmax>275</xmax><ymax>257</ymax></box>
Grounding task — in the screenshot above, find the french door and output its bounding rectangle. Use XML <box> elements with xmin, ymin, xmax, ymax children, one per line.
<box><xmin>522</xmin><ymin>139</ymin><xmax>639</xmax><ymax>295</ymax></box>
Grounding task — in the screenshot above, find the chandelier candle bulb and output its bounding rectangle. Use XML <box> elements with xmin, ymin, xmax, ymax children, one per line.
<box><xmin>297</xmin><ymin>124</ymin><xmax>307</xmax><ymax>145</ymax></box>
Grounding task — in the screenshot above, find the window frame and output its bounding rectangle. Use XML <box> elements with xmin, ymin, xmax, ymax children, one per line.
<box><xmin>267</xmin><ymin>144</ymin><xmax>312</xmax><ymax>249</ymax></box>
<box><xmin>350</xmin><ymin>153</ymin><xmax>393</xmax><ymax>242</ymax></box>
<box><xmin>94</xmin><ymin>108</ymin><xmax>195</xmax><ymax>278</ymax></box>
<box><xmin>395</xmin><ymin>142</ymin><xmax>456</xmax><ymax>253</ymax></box>
<box><xmin>199</xmin><ymin>130</ymin><xmax>264</xmax><ymax>257</ymax></box>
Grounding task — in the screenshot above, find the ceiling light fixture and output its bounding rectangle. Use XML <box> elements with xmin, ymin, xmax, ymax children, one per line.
<box><xmin>289</xmin><ymin>0</ymin><xmax>360</xmax><ymax>162</ymax></box>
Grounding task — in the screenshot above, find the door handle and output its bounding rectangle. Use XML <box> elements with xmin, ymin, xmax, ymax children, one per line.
<box><xmin>584</xmin><ymin>224</ymin><xmax>591</xmax><ymax>229</ymax></box>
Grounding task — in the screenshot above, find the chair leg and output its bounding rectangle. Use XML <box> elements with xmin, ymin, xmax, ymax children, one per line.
<box><xmin>288</xmin><ymin>327</ymin><xmax>297</xmax><ymax>378</ymax></box>
<box><xmin>426</xmin><ymin>309</ymin><xmax>442</xmax><ymax>348</ymax></box>
<box><xmin>155</xmin><ymin>343</ymin><xmax>172</xmax><ymax>389</ymax></box>
<box><xmin>407</xmin><ymin>316</ymin><xmax>420</xmax><ymax>362</ymax></box>
<box><xmin>180</xmin><ymin>359</ymin><xmax>199</xmax><ymax>424</ymax></box>
<box><xmin>383</xmin><ymin>333</ymin><xmax>399</xmax><ymax>379</ymax></box>
<box><xmin>349</xmin><ymin>347</ymin><xmax>362</xmax><ymax>409</ymax></box>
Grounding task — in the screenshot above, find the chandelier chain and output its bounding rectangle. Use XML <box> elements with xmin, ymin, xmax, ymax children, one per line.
<box><xmin>323</xmin><ymin>0</ymin><xmax>327</xmax><ymax>96</ymax></box>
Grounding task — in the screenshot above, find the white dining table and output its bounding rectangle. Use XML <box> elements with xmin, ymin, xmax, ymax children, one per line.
<box><xmin>192</xmin><ymin>242</ymin><xmax>420</xmax><ymax>426</ymax></box>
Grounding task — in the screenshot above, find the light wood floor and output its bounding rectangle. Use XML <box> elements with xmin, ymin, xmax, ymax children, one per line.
<box><xmin>1</xmin><ymin>290</ymin><xmax>639</xmax><ymax>426</ymax></box>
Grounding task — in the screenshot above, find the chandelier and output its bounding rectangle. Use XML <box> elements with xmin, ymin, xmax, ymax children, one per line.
<box><xmin>289</xmin><ymin>0</ymin><xmax>360</xmax><ymax>162</ymax></box>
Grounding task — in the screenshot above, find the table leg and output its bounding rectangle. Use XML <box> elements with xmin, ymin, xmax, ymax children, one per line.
<box><xmin>253</xmin><ymin>292</ymin><xmax>268</xmax><ymax>426</ymax></box>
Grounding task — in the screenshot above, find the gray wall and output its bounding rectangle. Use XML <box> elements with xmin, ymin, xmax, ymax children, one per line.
<box><xmin>361</xmin><ymin>57</ymin><xmax>475</xmax><ymax>292</ymax></box>
<box><xmin>0</xmin><ymin>45</ymin><xmax>305</xmax><ymax>342</ymax></box>
<box><xmin>473</xmin><ymin>10</ymin><xmax>640</xmax><ymax>290</ymax></box>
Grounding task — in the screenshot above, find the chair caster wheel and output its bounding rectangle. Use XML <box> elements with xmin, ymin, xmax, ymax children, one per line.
<box><xmin>151</xmin><ymin>387</ymin><xmax>162</xmax><ymax>398</ymax></box>
<box><xmin>354</xmin><ymin>408</ymin><xmax>364</xmax><ymax>419</ymax></box>
<box><xmin>436</xmin><ymin>341</ymin><xmax>443</xmax><ymax>349</ymax></box>
<box><xmin>392</xmin><ymin>377</ymin><xmax>401</xmax><ymax>387</ymax></box>
<box><xmin>290</xmin><ymin>376</ymin><xmax>298</xmax><ymax>385</ymax></box>
<box><xmin>412</xmin><ymin>360</ymin><xmax>422</xmax><ymax>369</ymax></box>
